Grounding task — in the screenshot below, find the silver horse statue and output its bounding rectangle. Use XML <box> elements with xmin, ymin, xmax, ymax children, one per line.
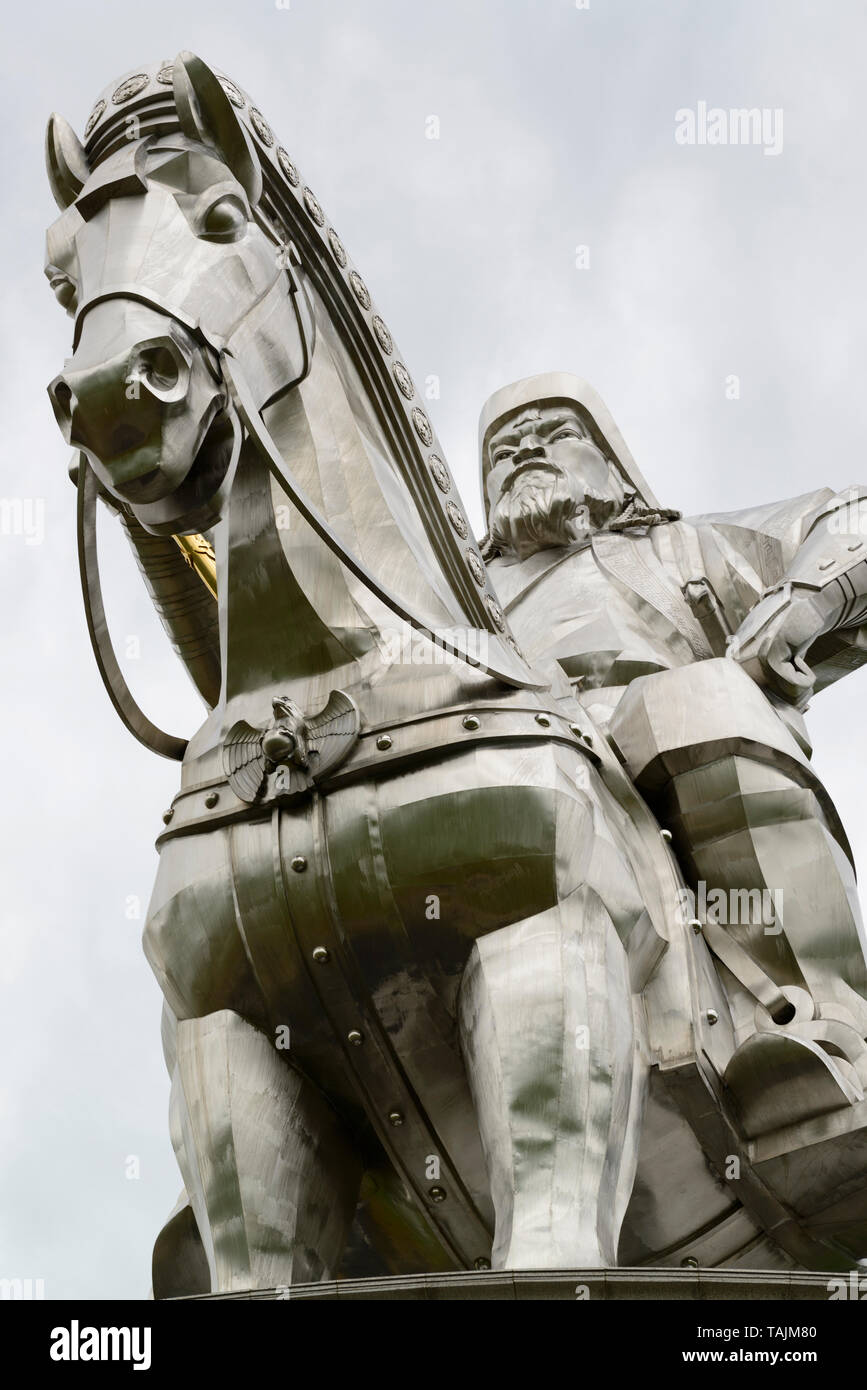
<box><xmin>44</xmin><ymin>53</ymin><xmax>867</xmax><ymax>1295</ymax></box>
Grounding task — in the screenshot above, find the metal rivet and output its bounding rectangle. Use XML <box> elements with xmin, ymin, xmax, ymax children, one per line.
<box><xmin>347</xmin><ymin>1029</ymin><xmax>364</xmax><ymax>1046</ymax></box>
<box><xmin>705</xmin><ymin>1009</ymin><xmax>719</xmax><ymax>1026</ymax></box>
<box><xmin>162</xmin><ymin>808</ymin><xmax>174</xmax><ymax>825</ymax></box>
<box><xmin>569</xmin><ymin>723</ymin><xmax>582</xmax><ymax>737</ymax></box>
<box><xmin>428</xmin><ymin>1186</ymin><xmax>447</xmax><ymax>1203</ymax></box>
<box><xmin>689</xmin><ymin>918</ymin><xmax>702</xmax><ymax>936</ymax></box>
<box><xmin>291</xmin><ymin>855</ymin><xmax>307</xmax><ymax>873</ymax></box>
<box><xmin>818</xmin><ymin>559</ymin><xmax>835</xmax><ymax>570</ymax></box>
<box><xmin>848</xmin><ymin>542</ymin><xmax>864</xmax><ymax>552</ymax></box>
<box><xmin>462</xmin><ymin>715</ymin><xmax>480</xmax><ymax>731</ymax></box>
<box><xmin>680</xmin><ymin>1256</ymin><xmax>699</xmax><ymax>1269</ymax></box>
<box><xmin>474</xmin><ymin>1257</ymin><xmax>491</xmax><ymax>1271</ymax></box>
<box><xmin>312</xmin><ymin>946</ymin><xmax>330</xmax><ymax>964</ymax></box>
<box><xmin>535</xmin><ymin>713</ymin><xmax>551</xmax><ymax>727</ymax></box>
<box><xmin>660</xmin><ymin>828</ymin><xmax>673</xmax><ymax>842</ymax></box>
<box><xmin>205</xmin><ymin>791</ymin><xmax>219</xmax><ymax>809</ymax></box>
<box><xmin>376</xmin><ymin>734</ymin><xmax>393</xmax><ymax>751</ymax></box>
<box><xmin>388</xmin><ymin>1110</ymin><xmax>404</xmax><ymax>1127</ymax></box>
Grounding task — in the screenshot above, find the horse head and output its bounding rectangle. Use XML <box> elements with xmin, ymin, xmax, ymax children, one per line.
<box><xmin>44</xmin><ymin>53</ymin><xmax>544</xmax><ymax>754</ymax></box>
<box><xmin>45</xmin><ymin>52</ymin><xmax>311</xmax><ymax>537</ymax></box>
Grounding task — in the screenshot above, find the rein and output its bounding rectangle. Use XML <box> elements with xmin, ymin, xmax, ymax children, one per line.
<box><xmin>77</xmin><ymin>458</ymin><xmax>189</xmax><ymax>760</ymax></box>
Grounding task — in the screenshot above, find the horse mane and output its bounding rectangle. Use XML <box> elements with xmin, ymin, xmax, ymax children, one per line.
<box><xmin>263</xmin><ymin>282</ymin><xmax>473</xmax><ymax>650</ymax></box>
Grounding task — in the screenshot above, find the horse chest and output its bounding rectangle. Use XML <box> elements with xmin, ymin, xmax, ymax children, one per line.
<box><xmin>145</xmin><ymin>734</ymin><xmax>591</xmax><ymax>1047</ymax></box>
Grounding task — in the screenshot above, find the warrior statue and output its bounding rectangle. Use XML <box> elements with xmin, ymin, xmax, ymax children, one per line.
<box><xmin>43</xmin><ymin>53</ymin><xmax>867</xmax><ymax>1296</ymax></box>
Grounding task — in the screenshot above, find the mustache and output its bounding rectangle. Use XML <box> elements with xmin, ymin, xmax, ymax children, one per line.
<box><xmin>500</xmin><ymin>458</ymin><xmax>564</xmax><ymax>493</ymax></box>
<box><xmin>489</xmin><ymin>467</ymin><xmax>616</xmax><ymax>560</ymax></box>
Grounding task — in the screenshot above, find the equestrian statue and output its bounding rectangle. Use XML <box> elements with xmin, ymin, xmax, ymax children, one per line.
<box><xmin>42</xmin><ymin>53</ymin><xmax>867</xmax><ymax>1295</ymax></box>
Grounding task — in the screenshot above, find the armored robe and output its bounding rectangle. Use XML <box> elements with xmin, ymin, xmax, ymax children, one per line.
<box><xmin>489</xmin><ymin>485</ymin><xmax>867</xmax><ymax>1038</ymax></box>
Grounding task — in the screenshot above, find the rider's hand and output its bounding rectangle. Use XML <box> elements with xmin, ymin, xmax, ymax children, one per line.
<box><xmin>728</xmin><ymin>589</ymin><xmax>821</xmax><ymax>705</ymax></box>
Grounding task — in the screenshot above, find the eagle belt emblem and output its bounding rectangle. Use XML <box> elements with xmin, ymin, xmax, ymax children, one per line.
<box><xmin>223</xmin><ymin>690</ymin><xmax>360</xmax><ymax>804</ymax></box>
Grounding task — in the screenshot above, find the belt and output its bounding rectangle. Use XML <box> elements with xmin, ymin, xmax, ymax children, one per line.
<box><xmin>156</xmin><ymin>702</ymin><xmax>599</xmax><ymax>846</ymax></box>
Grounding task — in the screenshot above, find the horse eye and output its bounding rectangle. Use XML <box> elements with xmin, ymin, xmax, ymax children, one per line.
<box><xmin>49</xmin><ymin>273</ymin><xmax>78</xmax><ymax>315</ymax></box>
<box><xmin>200</xmin><ymin>195</ymin><xmax>248</xmax><ymax>242</ymax></box>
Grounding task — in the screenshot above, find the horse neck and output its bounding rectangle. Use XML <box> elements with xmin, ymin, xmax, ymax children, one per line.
<box><xmin>214</xmin><ymin>315</ymin><xmax>391</xmax><ymax>722</ymax></box>
<box><xmin>213</xmin><ymin>284</ymin><xmax>486</xmax><ymax>728</ymax></box>
<box><xmin>214</xmin><ymin>436</ymin><xmax>371</xmax><ymax>713</ymax></box>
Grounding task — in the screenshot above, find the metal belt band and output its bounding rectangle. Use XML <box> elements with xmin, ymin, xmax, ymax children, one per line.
<box><xmin>156</xmin><ymin>704</ymin><xmax>598</xmax><ymax>846</ymax></box>
<box><xmin>271</xmin><ymin>799</ymin><xmax>492</xmax><ymax>1268</ymax></box>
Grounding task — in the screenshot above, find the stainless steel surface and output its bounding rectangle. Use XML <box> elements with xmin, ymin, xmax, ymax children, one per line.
<box><xmin>43</xmin><ymin>52</ymin><xmax>867</xmax><ymax>1294</ymax></box>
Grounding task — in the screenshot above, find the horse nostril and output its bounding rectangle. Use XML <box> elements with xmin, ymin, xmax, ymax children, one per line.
<box><xmin>51</xmin><ymin>378</ymin><xmax>73</xmax><ymax>420</ymax></box>
<box><xmin>48</xmin><ymin>377</ymin><xmax>74</xmax><ymax>437</ymax></box>
<box><xmin>137</xmin><ymin>343</ymin><xmax>182</xmax><ymax>392</ymax></box>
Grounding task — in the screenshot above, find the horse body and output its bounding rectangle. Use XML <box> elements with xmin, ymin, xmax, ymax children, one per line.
<box><xmin>141</xmin><ymin>297</ymin><xmax>648</xmax><ymax>1281</ymax></box>
<box><xmin>44</xmin><ymin>59</ymin><xmax>656</xmax><ymax>1284</ymax></box>
<box><xmin>44</xmin><ymin>54</ymin><xmax>867</xmax><ymax>1294</ymax></box>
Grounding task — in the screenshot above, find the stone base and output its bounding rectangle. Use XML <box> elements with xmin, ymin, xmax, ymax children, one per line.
<box><xmin>187</xmin><ymin>1267</ymin><xmax>841</xmax><ymax>1300</ymax></box>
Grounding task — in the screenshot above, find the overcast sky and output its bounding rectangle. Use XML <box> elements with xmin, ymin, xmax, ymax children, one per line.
<box><xmin>4</xmin><ymin>0</ymin><xmax>867</xmax><ymax>1299</ymax></box>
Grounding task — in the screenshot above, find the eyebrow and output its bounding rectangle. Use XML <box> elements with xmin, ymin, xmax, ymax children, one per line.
<box><xmin>490</xmin><ymin>411</ymin><xmax>582</xmax><ymax>449</ymax></box>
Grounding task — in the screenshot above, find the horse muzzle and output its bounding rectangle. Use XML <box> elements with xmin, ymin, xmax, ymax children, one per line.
<box><xmin>48</xmin><ymin>299</ymin><xmax>238</xmax><ymax>531</ymax></box>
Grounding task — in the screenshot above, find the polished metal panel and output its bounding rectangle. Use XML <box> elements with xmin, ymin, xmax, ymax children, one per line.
<box><xmin>43</xmin><ymin>53</ymin><xmax>867</xmax><ymax>1293</ymax></box>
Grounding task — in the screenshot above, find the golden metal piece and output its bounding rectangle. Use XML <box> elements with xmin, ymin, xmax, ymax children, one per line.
<box><xmin>172</xmin><ymin>532</ymin><xmax>218</xmax><ymax>600</ymax></box>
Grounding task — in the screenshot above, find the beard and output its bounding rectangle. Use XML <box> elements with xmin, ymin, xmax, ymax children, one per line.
<box><xmin>489</xmin><ymin>465</ymin><xmax>618</xmax><ymax>561</ymax></box>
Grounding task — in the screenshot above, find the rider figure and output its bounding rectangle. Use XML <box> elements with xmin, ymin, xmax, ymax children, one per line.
<box><xmin>480</xmin><ymin>372</ymin><xmax>867</xmax><ymax>1131</ymax></box>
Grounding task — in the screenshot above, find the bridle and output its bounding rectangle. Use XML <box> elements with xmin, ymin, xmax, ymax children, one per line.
<box><xmin>75</xmin><ymin>228</ymin><xmax>313</xmax><ymax>761</ymax></box>
<box><xmin>75</xmin><ymin>180</ymin><xmax>545</xmax><ymax>762</ymax></box>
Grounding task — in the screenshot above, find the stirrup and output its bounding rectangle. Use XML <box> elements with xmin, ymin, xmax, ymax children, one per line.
<box><xmin>723</xmin><ymin>1030</ymin><xmax>864</xmax><ymax>1139</ymax></box>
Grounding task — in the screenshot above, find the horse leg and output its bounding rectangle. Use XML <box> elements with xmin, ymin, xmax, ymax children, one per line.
<box><xmin>169</xmin><ymin>1008</ymin><xmax>361</xmax><ymax>1293</ymax></box>
<box><xmin>458</xmin><ymin>886</ymin><xmax>645</xmax><ymax>1269</ymax></box>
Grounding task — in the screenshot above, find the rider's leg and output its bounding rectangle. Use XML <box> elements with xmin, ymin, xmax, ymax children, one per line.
<box><xmin>458</xmin><ymin>885</ymin><xmax>646</xmax><ymax>1269</ymax></box>
<box><xmin>609</xmin><ymin>658</ymin><xmax>867</xmax><ymax>1036</ymax></box>
<box><xmin>169</xmin><ymin>1009</ymin><xmax>361</xmax><ymax>1293</ymax></box>
<box><xmin>662</xmin><ymin>757</ymin><xmax>867</xmax><ymax>1031</ymax></box>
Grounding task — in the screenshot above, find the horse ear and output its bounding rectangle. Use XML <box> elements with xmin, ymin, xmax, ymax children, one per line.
<box><xmin>172</xmin><ymin>51</ymin><xmax>262</xmax><ymax>206</ymax></box>
<box><xmin>45</xmin><ymin>113</ymin><xmax>89</xmax><ymax>210</ymax></box>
